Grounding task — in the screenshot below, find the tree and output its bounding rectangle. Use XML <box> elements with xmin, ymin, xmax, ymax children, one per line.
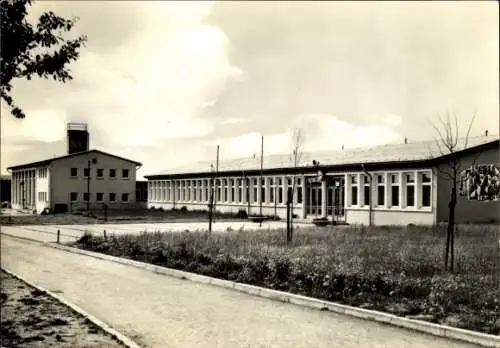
<box><xmin>286</xmin><ymin>128</ymin><xmax>305</xmax><ymax>243</ymax></box>
<box><xmin>430</xmin><ymin>111</ymin><xmax>476</xmax><ymax>273</ymax></box>
<box><xmin>1</xmin><ymin>0</ymin><xmax>86</xmax><ymax>118</ymax></box>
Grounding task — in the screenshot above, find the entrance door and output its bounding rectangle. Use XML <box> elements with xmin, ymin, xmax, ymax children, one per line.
<box><xmin>306</xmin><ymin>182</ymin><xmax>322</xmax><ymax>217</ymax></box>
<box><xmin>326</xmin><ymin>176</ymin><xmax>345</xmax><ymax>222</ymax></box>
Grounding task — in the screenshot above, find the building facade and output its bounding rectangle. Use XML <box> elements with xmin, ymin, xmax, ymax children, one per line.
<box><xmin>8</xmin><ymin>150</ymin><xmax>142</xmax><ymax>213</ymax></box>
<box><xmin>145</xmin><ymin>136</ymin><xmax>499</xmax><ymax>226</ymax></box>
<box><xmin>7</xmin><ymin>123</ymin><xmax>142</xmax><ymax>214</ymax></box>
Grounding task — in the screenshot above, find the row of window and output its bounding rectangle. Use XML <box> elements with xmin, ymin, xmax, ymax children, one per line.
<box><xmin>38</xmin><ymin>168</ymin><xmax>48</xmax><ymax>178</ymax></box>
<box><xmin>148</xmin><ymin>176</ymin><xmax>304</xmax><ymax>205</ymax></box>
<box><xmin>346</xmin><ymin>171</ymin><xmax>432</xmax><ymax>208</ymax></box>
<box><xmin>38</xmin><ymin>192</ymin><xmax>47</xmax><ymax>202</ymax></box>
<box><xmin>70</xmin><ymin>192</ymin><xmax>129</xmax><ymax>203</ymax></box>
<box><xmin>70</xmin><ymin>167</ymin><xmax>129</xmax><ymax>179</ymax></box>
<box><xmin>12</xmin><ymin>170</ymin><xmax>35</xmax><ymax>180</ymax></box>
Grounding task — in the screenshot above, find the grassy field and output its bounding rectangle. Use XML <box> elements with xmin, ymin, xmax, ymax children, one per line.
<box><xmin>71</xmin><ymin>224</ymin><xmax>500</xmax><ymax>335</ymax></box>
<box><xmin>0</xmin><ymin>208</ymin><xmax>246</xmax><ymax>226</ymax></box>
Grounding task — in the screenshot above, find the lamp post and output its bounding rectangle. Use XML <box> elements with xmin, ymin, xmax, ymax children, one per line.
<box><xmin>87</xmin><ymin>158</ymin><xmax>97</xmax><ymax>211</ymax></box>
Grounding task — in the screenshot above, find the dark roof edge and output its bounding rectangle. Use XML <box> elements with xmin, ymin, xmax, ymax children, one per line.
<box><xmin>7</xmin><ymin>149</ymin><xmax>142</xmax><ymax>171</ymax></box>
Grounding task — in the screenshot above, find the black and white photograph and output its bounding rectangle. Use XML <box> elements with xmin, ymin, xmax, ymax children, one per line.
<box><xmin>1</xmin><ymin>1</ymin><xmax>499</xmax><ymax>347</ymax></box>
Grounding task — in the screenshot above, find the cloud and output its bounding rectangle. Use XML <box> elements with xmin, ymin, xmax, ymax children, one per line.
<box><xmin>4</xmin><ymin>1</ymin><xmax>242</xmax><ymax>148</ymax></box>
<box><xmin>207</xmin><ymin>114</ymin><xmax>402</xmax><ymax>160</ymax></box>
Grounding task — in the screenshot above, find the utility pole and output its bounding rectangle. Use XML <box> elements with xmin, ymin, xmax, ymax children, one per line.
<box><xmin>87</xmin><ymin>160</ymin><xmax>91</xmax><ymax>211</ymax></box>
<box><xmin>259</xmin><ymin>135</ymin><xmax>264</xmax><ymax>227</ymax></box>
<box><xmin>208</xmin><ymin>145</ymin><xmax>219</xmax><ymax>235</ymax></box>
<box><xmin>87</xmin><ymin>158</ymin><xmax>97</xmax><ymax>211</ymax></box>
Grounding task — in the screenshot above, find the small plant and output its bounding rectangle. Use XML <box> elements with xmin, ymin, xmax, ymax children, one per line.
<box><xmin>235</xmin><ymin>209</ymin><xmax>248</xmax><ymax>219</ymax></box>
<box><xmin>180</xmin><ymin>206</ymin><xmax>188</xmax><ymax>213</ymax></box>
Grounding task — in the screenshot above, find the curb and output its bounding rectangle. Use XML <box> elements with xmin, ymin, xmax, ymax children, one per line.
<box><xmin>0</xmin><ymin>266</ymin><xmax>142</xmax><ymax>348</ymax></box>
<box><xmin>3</xmin><ymin>232</ymin><xmax>500</xmax><ymax>348</ymax></box>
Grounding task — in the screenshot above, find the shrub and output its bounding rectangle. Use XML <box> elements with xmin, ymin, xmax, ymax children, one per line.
<box><xmin>180</xmin><ymin>206</ymin><xmax>188</xmax><ymax>212</ymax></box>
<box><xmin>235</xmin><ymin>209</ymin><xmax>248</xmax><ymax>219</ymax></box>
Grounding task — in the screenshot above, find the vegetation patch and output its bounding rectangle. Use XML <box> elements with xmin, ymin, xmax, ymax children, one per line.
<box><xmin>70</xmin><ymin>224</ymin><xmax>500</xmax><ymax>335</ymax></box>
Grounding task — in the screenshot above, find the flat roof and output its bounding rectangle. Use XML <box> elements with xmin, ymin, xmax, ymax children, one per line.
<box><xmin>146</xmin><ymin>135</ymin><xmax>499</xmax><ymax>178</ymax></box>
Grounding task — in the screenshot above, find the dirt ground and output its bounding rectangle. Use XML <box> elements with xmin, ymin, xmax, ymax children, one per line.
<box><xmin>0</xmin><ymin>270</ymin><xmax>124</xmax><ymax>348</ymax></box>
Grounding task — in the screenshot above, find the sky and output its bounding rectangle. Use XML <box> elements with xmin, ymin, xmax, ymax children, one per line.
<box><xmin>1</xmin><ymin>1</ymin><xmax>498</xmax><ymax>180</ymax></box>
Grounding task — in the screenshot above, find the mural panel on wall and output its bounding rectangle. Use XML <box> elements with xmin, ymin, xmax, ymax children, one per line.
<box><xmin>459</xmin><ymin>164</ymin><xmax>500</xmax><ymax>201</ymax></box>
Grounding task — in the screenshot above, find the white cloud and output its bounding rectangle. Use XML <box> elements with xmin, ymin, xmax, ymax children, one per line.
<box><xmin>222</xmin><ymin>117</ymin><xmax>248</xmax><ymax>125</ymax></box>
<box><xmin>5</xmin><ymin>1</ymin><xmax>242</xmax><ymax>147</ymax></box>
<box><xmin>208</xmin><ymin>114</ymin><xmax>402</xmax><ymax>159</ymax></box>
<box><xmin>384</xmin><ymin>115</ymin><xmax>402</xmax><ymax>127</ymax></box>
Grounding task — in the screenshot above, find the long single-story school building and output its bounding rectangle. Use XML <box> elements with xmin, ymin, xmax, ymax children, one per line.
<box><xmin>145</xmin><ymin>135</ymin><xmax>499</xmax><ymax>225</ymax></box>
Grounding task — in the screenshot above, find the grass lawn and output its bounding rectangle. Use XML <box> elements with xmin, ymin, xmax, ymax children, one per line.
<box><xmin>0</xmin><ymin>208</ymin><xmax>245</xmax><ymax>226</ymax></box>
<box><xmin>71</xmin><ymin>223</ymin><xmax>500</xmax><ymax>335</ymax></box>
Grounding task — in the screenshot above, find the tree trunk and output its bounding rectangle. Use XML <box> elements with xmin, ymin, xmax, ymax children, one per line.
<box><xmin>449</xmin><ymin>185</ymin><xmax>457</xmax><ymax>273</ymax></box>
<box><xmin>445</xmin><ymin>186</ymin><xmax>457</xmax><ymax>272</ymax></box>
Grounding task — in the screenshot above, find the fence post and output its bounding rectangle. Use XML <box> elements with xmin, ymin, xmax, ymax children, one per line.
<box><xmin>57</xmin><ymin>229</ymin><xmax>60</xmax><ymax>244</ymax></box>
<box><xmin>103</xmin><ymin>230</ymin><xmax>107</xmax><ymax>240</ymax></box>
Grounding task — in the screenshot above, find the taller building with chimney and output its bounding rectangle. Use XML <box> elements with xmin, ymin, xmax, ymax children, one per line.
<box><xmin>7</xmin><ymin>123</ymin><xmax>143</xmax><ymax>214</ymax></box>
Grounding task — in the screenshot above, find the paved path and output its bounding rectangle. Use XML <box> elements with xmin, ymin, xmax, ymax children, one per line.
<box><xmin>0</xmin><ymin>221</ymin><xmax>305</xmax><ymax>244</ymax></box>
<box><xmin>1</xmin><ymin>235</ymin><xmax>479</xmax><ymax>348</ymax></box>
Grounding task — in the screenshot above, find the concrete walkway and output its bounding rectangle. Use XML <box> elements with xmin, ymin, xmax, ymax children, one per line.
<box><xmin>1</xmin><ymin>235</ymin><xmax>480</xmax><ymax>348</ymax></box>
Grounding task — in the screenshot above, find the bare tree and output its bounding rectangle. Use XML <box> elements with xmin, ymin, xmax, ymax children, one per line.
<box><xmin>430</xmin><ymin>111</ymin><xmax>476</xmax><ymax>273</ymax></box>
<box><xmin>287</xmin><ymin>128</ymin><xmax>305</xmax><ymax>243</ymax></box>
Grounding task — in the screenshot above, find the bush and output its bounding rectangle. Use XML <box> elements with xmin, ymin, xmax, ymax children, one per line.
<box><xmin>180</xmin><ymin>206</ymin><xmax>188</xmax><ymax>212</ymax></box>
<box><xmin>235</xmin><ymin>209</ymin><xmax>248</xmax><ymax>219</ymax></box>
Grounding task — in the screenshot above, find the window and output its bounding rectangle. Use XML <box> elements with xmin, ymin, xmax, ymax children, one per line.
<box><xmin>84</xmin><ymin>168</ymin><xmax>90</xmax><ymax>177</ymax></box>
<box><xmin>187</xmin><ymin>181</ymin><xmax>191</xmax><ymax>201</ymax></box>
<box><xmin>363</xmin><ymin>175</ymin><xmax>370</xmax><ymax>206</ymax></box>
<box><xmin>350</xmin><ymin>175</ymin><xmax>358</xmax><ymax>206</ymax></box>
<box><xmin>230</xmin><ymin>179</ymin><xmax>235</xmax><ymax>202</ymax></box>
<box><xmin>238</xmin><ymin>179</ymin><xmax>243</xmax><ymax>203</ymax></box>
<box><xmin>38</xmin><ymin>168</ymin><xmax>47</xmax><ymax>178</ymax></box>
<box><xmin>96</xmin><ymin>193</ymin><xmax>104</xmax><ymax>202</ymax></box>
<box><xmin>84</xmin><ymin>192</ymin><xmax>90</xmax><ymax>201</ymax></box>
<box><xmin>121</xmin><ymin>193</ymin><xmax>129</xmax><ymax>202</ymax></box>
<box><xmin>96</xmin><ymin>169</ymin><xmax>104</xmax><ymax>178</ymax></box>
<box><xmin>364</xmin><ymin>186</ymin><xmax>370</xmax><ymax>206</ymax></box>
<box><xmin>277</xmin><ymin>177</ymin><xmax>283</xmax><ymax>204</ymax></box>
<box><xmin>70</xmin><ymin>168</ymin><xmax>78</xmax><ymax>177</ymax></box>
<box><xmin>109</xmin><ymin>193</ymin><xmax>116</xmax><ymax>202</ymax></box>
<box><xmin>351</xmin><ymin>186</ymin><xmax>358</xmax><ymax>205</ymax></box>
<box><xmin>421</xmin><ymin>172</ymin><xmax>432</xmax><ymax>207</ymax></box>
<box><xmin>254</xmin><ymin>187</ymin><xmax>258</xmax><ymax>203</ymax></box>
<box><xmin>406</xmin><ymin>173</ymin><xmax>415</xmax><ymax>207</ymax></box>
<box><xmin>297</xmin><ymin>186</ymin><xmax>303</xmax><ymax>204</ymax></box>
<box><xmin>269</xmin><ymin>178</ymin><xmax>275</xmax><ymax>203</ymax></box>
<box><xmin>223</xmin><ymin>179</ymin><xmax>228</xmax><ymax>202</ymax></box>
<box><xmin>390</xmin><ymin>174</ymin><xmax>399</xmax><ymax>207</ymax></box>
<box><xmin>122</xmin><ymin>169</ymin><xmax>129</xmax><ymax>178</ymax></box>
<box><xmin>70</xmin><ymin>192</ymin><xmax>78</xmax><ymax>202</ymax></box>
<box><xmin>110</xmin><ymin>169</ymin><xmax>116</xmax><ymax>178</ymax></box>
<box><xmin>377</xmin><ymin>174</ymin><xmax>385</xmax><ymax>206</ymax></box>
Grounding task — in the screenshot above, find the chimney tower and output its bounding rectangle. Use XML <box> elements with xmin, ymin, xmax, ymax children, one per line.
<box><xmin>67</xmin><ymin>123</ymin><xmax>89</xmax><ymax>154</ymax></box>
